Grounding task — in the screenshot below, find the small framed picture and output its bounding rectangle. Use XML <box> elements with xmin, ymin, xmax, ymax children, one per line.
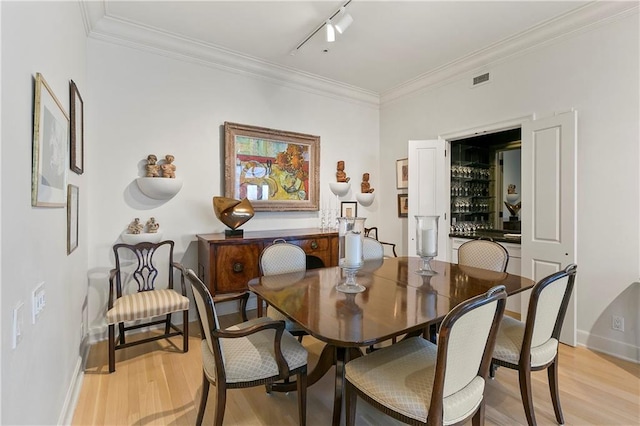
<box><xmin>396</xmin><ymin>158</ymin><xmax>408</xmax><ymax>189</ymax></box>
<box><xmin>69</xmin><ymin>80</ymin><xmax>84</xmax><ymax>174</ymax></box>
<box><xmin>67</xmin><ymin>184</ymin><xmax>79</xmax><ymax>254</ymax></box>
<box><xmin>397</xmin><ymin>194</ymin><xmax>408</xmax><ymax>218</ymax></box>
<box><xmin>341</xmin><ymin>201</ymin><xmax>358</xmax><ymax>218</ymax></box>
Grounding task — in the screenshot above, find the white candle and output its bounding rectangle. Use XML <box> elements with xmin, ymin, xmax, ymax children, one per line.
<box><xmin>344</xmin><ymin>232</ymin><xmax>362</xmax><ymax>267</ymax></box>
<box><xmin>421</xmin><ymin>229</ymin><xmax>437</xmax><ymax>256</ymax></box>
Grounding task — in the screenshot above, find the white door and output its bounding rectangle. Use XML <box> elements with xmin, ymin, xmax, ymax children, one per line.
<box><xmin>407</xmin><ymin>140</ymin><xmax>448</xmax><ymax>259</ymax></box>
<box><xmin>521</xmin><ymin>111</ymin><xmax>577</xmax><ymax>346</ymax></box>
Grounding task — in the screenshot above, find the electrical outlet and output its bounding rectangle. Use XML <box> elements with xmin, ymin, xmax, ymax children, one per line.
<box><xmin>32</xmin><ymin>282</ymin><xmax>45</xmax><ymax>324</ymax></box>
<box><xmin>12</xmin><ymin>302</ymin><xmax>24</xmax><ymax>349</ymax></box>
<box><xmin>612</xmin><ymin>315</ymin><xmax>625</xmax><ymax>332</ymax></box>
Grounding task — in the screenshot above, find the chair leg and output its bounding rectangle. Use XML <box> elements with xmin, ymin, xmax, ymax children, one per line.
<box><xmin>214</xmin><ymin>382</ymin><xmax>227</xmax><ymax>426</ymax></box>
<box><xmin>108</xmin><ymin>324</ymin><xmax>116</xmax><ymax>373</ymax></box>
<box><xmin>118</xmin><ymin>322</ymin><xmax>126</xmax><ymax>345</ymax></box>
<box><xmin>489</xmin><ymin>362</ymin><xmax>497</xmax><ymax>379</ymax></box>
<box><xmin>183</xmin><ymin>310</ymin><xmax>189</xmax><ymax>352</ymax></box>
<box><xmin>472</xmin><ymin>401</ymin><xmax>485</xmax><ymax>426</ymax></box>
<box><xmin>548</xmin><ymin>359</ymin><xmax>565</xmax><ymax>424</ymax></box>
<box><xmin>518</xmin><ymin>366</ymin><xmax>537</xmax><ymax>426</ymax></box>
<box><xmin>297</xmin><ymin>370</ymin><xmax>307</xmax><ymax>426</ymax></box>
<box><xmin>196</xmin><ymin>372</ymin><xmax>210</xmax><ymax>426</ymax></box>
<box><xmin>165</xmin><ymin>313</ymin><xmax>172</xmax><ymax>335</ymax></box>
<box><xmin>345</xmin><ymin>380</ymin><xmax>357</xmax><ymax>426</ymax></box>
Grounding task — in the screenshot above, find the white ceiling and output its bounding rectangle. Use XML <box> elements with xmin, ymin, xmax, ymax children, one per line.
<box><xmin>89</xmin><ymin>1</ymin><xmax>616</xmax><ymax>97</ymax></box>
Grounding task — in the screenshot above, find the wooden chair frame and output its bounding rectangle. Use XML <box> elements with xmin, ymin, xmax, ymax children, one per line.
<box><xmin>107</xmin><ymin>240</ymin><xmax>188</xmax><ymax>373</ymax></box>
<box><xmin>365</xmin><ymin>227</ymin><xmax>398</xmax><ymax>257</ymax></box>
<box><xmin>346</xmin><ymin>286</ymin><xmax>507</xmax><ymax>426</ymax></box>
<box><xmin>182</xmin><ymin>267</ymin><xmax>307</xmax><ymax>426</ymax></box>
<box><xmin>491</xmin><ymin>264</ymin><xmax>577</xmax><ymax>426</ymax></box>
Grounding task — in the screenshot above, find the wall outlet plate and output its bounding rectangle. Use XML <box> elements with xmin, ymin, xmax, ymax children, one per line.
<box><xmin>612</xmin><ymin>315</ymin><xmax>625</xmax><ymax>332</ymax></box>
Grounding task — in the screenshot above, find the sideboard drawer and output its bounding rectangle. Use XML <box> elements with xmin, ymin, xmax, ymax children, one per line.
<box><xmin>213</xmin><ymin>243</ymin><xmax>262</xmax><ymax>293</ymax></box>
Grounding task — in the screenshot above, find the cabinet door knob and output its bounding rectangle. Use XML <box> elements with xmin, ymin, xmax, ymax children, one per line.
<box><xmin>233</xmin><ymin>262</ymin><xmax>244</xmax><ymax>273</ymax></box>
<box><xmin>311</xmin><ymin>241</ymin><xmax>318</xmax><ymax>249</ymax></box>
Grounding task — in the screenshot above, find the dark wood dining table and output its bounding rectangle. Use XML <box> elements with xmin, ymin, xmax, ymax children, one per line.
<box><xmin>248</xmin><ymin>256</ymin><xmax>535</xmax><ymax>425</ymax></box>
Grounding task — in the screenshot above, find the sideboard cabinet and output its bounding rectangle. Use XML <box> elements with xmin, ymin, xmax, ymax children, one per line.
<box><xmin>197</xmin><ymin>228</ymin><xmax>338</xmax><ymax>294</ymax></box>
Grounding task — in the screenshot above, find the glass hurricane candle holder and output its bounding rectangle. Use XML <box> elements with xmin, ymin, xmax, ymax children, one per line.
<box><xmin>415</xmin><ymin>215</ymin><xmax>439</xmax><ymax>276</ymax></box>
<box><xmin>336</xmin><ymin>216</ymin><xmax>366</xmax><ymax>293</ymax></box>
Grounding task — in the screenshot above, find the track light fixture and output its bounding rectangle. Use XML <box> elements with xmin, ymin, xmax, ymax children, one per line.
<box><xmin>334</xmin><ymin>7</ymin><xmax>353</xmax><ymax>34</ymax></box>
<box><xmin>291</xmin><ymin>0</ymin><xmax>353</xmax><ymax>55</ymax></box>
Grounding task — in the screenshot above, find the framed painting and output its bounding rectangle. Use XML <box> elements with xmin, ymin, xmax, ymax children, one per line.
<box><xmin>397</xmin><ymin>194</ymin><xmax>408</xmax><ymax>218</ymax></box>
<box><xmin>67</xmin><ymin>184</ymin><xmax>79</xmax><ymax>254</ymax></box>
<box><xmin>340</xmin><ymin>201</ymin><xmax>358</xmax><ymax>218</ymax></box>
<box><xmin>32</xmin><ymin>72</ymin><xmax>69</xmax><ymax>207</ymax></box>
<box><xmin>224</xmin><ymin>122</ymin><xmax>320</xmax><ymax>211</ymax></box>
<box><xmin>396</xmin><ymin>158</ymin><xmax>408</xmax><ymax>189</ymax></box>
<box><xmin>69</xmin><ymin>80</ymin><xmax>84</xmax><ymax>174</ymax></box>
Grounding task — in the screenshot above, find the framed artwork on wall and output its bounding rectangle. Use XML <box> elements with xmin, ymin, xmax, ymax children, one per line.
<box><xmin>341</xmin><ymin>201</ymin><xmax>358</xmax><ymax>218</ymax></box>
<box><xmin>67</xmin><ymin>184</ymin><xmax>79</xmax><ymax>254</ymax></box>
<box><xmin>396</xmin><ymin>158</ymin><xmax>408</xmax><ymax>189</ymax></box>
<box><xmin>32</xmin><ymin>72</ymin><xmax>69</xmax><ymax>207</ymax></box>
<box><xmin>69</xmin><ymin>80</ymin><xmax>84</xmax><ymax>174</ymax></box>
<box><xmin>397</xmin><ymin>194</ymin><xmax>408</xmax><ymax>218</ymax></box>
<box><xmin>224</xmin><ymin>122</ymin><xmax>320</xmax><ymax>211</ymax></box>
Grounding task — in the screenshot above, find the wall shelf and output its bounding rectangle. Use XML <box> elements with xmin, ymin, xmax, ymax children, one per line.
<box><xmin>136</xmin><ymin>177</ymin><xmax>182</xmax><ymax>200</ymax></box>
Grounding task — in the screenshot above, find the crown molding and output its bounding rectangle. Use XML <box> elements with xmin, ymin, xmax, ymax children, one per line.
<box><xmin>380</xmin><ymin>1</ymin><xmax>639</xmax><ymax>106</ymax></box>
<box><xmin>80</xmin><ymin>2</ymin><xmax>379</xmax><ymax>108</ymax></box>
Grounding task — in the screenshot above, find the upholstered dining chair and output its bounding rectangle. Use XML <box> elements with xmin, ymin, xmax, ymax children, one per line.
<box><xmin>106</xmin><ymin>240</ymin><xmax>189</xmax><ymax>373</ymax></box>
<box><xmin>365</xmin><ymin>227</ymin><xmax>398</xmax><ymax>257</ymax></box>
<box><xmin>181</xmin><ymin>266</ymin><xmax>308</xmax><ymax>426</ymax></box>
<box><xmin>491</xmin><ymin>264</ymin><xmax>577</xmax><ymax>426</ymax></box>
<box><xmin>363</xmin><ymin>236</ymin><xmax>385</xmax><ymax>260</ymax></box>
<box><xmin>259</xmin><ymin>241</ymin><xmax>308</xmax><ymax>340</ymax></box>
<box><xmin>458</xmin><ymin>239</ymin><xmax>509</xmax><ymax>272</ymax></box>
<box><xmin>345</xmin><ymin>285</ymin><xmax>507</xmax><ymax>426</ymax></box>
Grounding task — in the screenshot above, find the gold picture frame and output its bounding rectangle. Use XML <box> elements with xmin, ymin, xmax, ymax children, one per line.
<box><xmin>224</xmin><ymin>122</ymin><xmax>320</xmax><ymax>211</ymax></box>
<box><xmin>396</xmin><ymin>158</ymin><xmax>408</xmax><ymax>189</ymax></box>
<box><xmin>32</xmin><ymin>73</ymin><xmax>69</xmax><ymax>207</ymax></box>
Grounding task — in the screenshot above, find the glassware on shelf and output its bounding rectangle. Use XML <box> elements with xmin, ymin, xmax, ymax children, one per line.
<box><xmin>415</xmin><ymin>215</ymin><xmax>439</xmax><ymax>276</ymax></box>
<box><xmin>336</xmin><ymin>216</ymin><xmax>366</xmax><ymax>293</ymax></box>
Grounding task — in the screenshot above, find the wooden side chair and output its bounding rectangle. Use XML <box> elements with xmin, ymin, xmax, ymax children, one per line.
<box><xmin>259</xmin><ymin>241</ymin><xmax>309</xmax><ymax>341</ymax></box>
<box><xmin>365</xmin><ymin>226</ymin><xmax>398</xmax><ymax>257</ymax></box>
<box><xmin>363</xmin><ymin>236</ymin><xmax>385</xmax><ymax>260</ymax></box>
<box><xmin>491</xmin><ymin>264</ymin><xmax>578</xmax><ymax>426</ymax></box>
<box><xmin>458</xmin><ymin>239</ymin><xmax>509</xmax><ymax>272</ymax></box>
<box><xmin>106</xmin><ymin>240</ymin><xmax>189</xmax><ymax>373</ymax></box>
<box><xmin>182</xmin><ymin>266</ymin><xmax>307</xmax><ymax>426</ymax></box>
<box><xmin>345</xmin><ymin>285</ymin><xmax>507</xmax><ymax>426</ymax></box>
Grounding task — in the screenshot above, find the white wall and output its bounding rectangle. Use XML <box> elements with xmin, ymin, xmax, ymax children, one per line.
<box><xmin>85</xmin><ymin>39</ymin><xmax>380</xmax><ymax>339</ymax></box>
<box><xmin>1</xmin><ymin>2</ymin><xmax>88</xmax><ymax>424</ymax></box>
<box><xmin>380</xmin><ymin>12</ymin><xmax>639</xmax><ymax>360</ymax></box>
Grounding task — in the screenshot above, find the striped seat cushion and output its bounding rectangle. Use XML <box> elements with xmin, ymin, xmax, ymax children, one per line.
<box><xmin>345</xmin><ymin>337</ymin><xmax>484</xmax><ymax>424</ymax></box>
<box><xmin>493</xmin><ymin>315</ymin><xmax>558</xmax><ymax>367</ymax></box>
<box><xmin>201</xmin><ymin>316</ymin><xmax>308</xmax><ymax>384</ymax></box>
<box><xmin>106</xmin><ymin>289</ymin><xmax>189</xmax><ymax>324</ymax></box>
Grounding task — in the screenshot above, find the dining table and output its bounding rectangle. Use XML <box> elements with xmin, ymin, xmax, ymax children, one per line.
<box><xmin>248</xmin><ymin>256</ymin><xmax>535</xmax><ymax>425</ymax></box>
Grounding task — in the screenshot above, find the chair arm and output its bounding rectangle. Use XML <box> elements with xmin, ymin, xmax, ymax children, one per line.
<box><xmin>212</xmin><ymin>319</ymin><xmax>290</xmax><ymax>377</ymax></box>
<box><xmin>379</xmin><ymin>240</ymin><xmax>398</xmax><ymax>257</ymax></box>
<box><xmin>173</xmin><ymin>262</ymin><xmax>189</xmax><ymax>296</ymax></box>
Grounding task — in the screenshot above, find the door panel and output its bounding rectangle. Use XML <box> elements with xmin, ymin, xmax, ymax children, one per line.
<box><xmin>522</xmin><ymin>111</ymin><xmax>577</xmax><ymax>345</ymax></box>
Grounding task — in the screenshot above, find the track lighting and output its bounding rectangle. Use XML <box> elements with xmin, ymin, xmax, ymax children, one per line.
<box><xmin>334</xmin><ymin>7</ymin><xmax>353</xmax><ymax>34</ymax></box>
<box><xmin>326</xmin><ymin>20</ymin><xmax>335</xmax><ymax>43</ymax></box>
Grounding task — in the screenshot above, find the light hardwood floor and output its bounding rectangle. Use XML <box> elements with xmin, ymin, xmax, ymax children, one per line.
<box><xmin>73</xmin><ymin>316</ymin><xmax>640</xmax><ymax>426</ymax></box>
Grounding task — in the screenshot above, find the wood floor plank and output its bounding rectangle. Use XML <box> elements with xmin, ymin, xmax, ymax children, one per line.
<box><xmin>73</xmin><ymin>318</ymin><xmax>639</xmax><ymax>426</ymax></box>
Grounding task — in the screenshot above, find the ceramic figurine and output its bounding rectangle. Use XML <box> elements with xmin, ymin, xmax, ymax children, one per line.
<box><xmin>145</xmin><ymin>154</ymin><xmax>160</xmax><ymax>177</ymax></box>
<box><xmin>161</xmin><ymin>154</ymin><xmax>176</xmax><ymax>178</ymax></box>
<box><xmin>360</xmin><ymin>173</ymin><xmax>374</xmax><ymax>193</ymax></box>
<box><xmin>336</xmin><ymin>160</ymin><xmax>350</xmax><ymax>183</ymax></box>
<box><xmin>146</xmin><ymin>217</ymin><xmax>160</xmax><ymax>233</ymax></box>
<box><xmin>127</xmin><ymin>218</ymin><xmax>144</xmax><ymax>234</ymax></box>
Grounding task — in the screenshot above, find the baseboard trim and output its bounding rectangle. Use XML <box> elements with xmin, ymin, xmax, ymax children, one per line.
<box><xmin>577</xmin><ymin>330</ymin><xmax>639</xmax><ymax>363</ymax></box>
<box><xmin>57</xmin><ymin>350</ymin><xmax>86</xmax><ymax>425</ymax></box>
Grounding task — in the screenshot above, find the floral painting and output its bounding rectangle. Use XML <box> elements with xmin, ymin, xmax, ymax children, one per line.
<box><xmin>224</xmin><ymin>122</ymin><xmax>320</xmax><ymax>211</ymax></box>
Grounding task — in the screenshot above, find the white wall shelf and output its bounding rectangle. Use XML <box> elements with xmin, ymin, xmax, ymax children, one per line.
<box><xmin>136</xmin><ymin>177</ymin><xmax>182</xmax><ymax>200</ymax></box>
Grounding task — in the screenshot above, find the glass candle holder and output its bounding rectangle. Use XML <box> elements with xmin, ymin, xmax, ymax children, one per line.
<box><xmin>415</xmin><ymin>215</ymin><xmax>439</xmax><ymax>276</ymax></box>
<box><xmin>336</xmin><ymin>216</ymin><xmax>366</xmax><ymax>293</ymax></box>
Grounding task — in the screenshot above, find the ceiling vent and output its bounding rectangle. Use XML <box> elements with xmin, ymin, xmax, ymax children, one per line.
<box><xmin>472</xmin><ymin>72</ymin><xmax>491</xmax><ymax>87</ymax></box>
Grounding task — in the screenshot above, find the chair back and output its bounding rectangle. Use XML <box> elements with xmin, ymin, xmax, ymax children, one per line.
<box><xmin>524</xmin><ymin>264</ymin><xmax>577</xmax><ymax>350</ymax></box>
<box><xmin>458</xmin><ymin>239</ymin><xmax>509</xmax><ymax>272</ymax></box>
<box><xmin>260</xmin><ymin>241</ymin><xmax>307</xmax><ymax>276</ymax></box>
<box><xmin>362</xmin><ymin>237</ymin><xmax>384</xmax><ymax>260</ymax></box>
<box><xmin>430</xmin><ymin>285</ymin><xmax>507</xmax><ymax>420</ymax></box>
<box><xmin>112</xmin><ymin>240</ymin><xmax>175</xmax><ymax>298</ymax></box>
